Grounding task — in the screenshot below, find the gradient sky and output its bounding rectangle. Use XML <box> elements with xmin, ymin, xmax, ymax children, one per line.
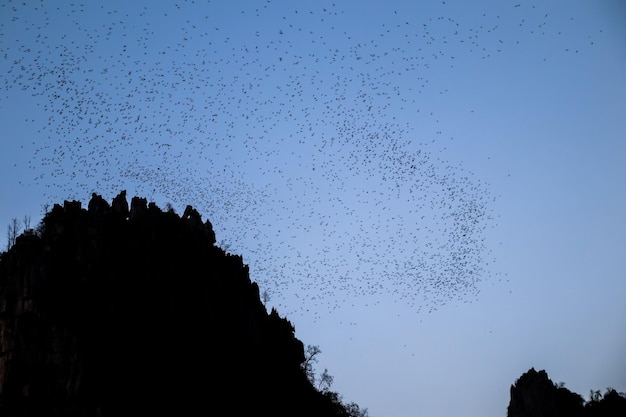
<box><xmin>1</xmin><ymin>1</ymin><xmax>625</xmax><ymax>416</ymax></box>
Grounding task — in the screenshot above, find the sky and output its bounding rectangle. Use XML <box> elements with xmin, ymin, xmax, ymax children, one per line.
<box><xmin>1</xmin><ymin>1</ymin><xmax>625</xmax><ymax>416</ymax></box>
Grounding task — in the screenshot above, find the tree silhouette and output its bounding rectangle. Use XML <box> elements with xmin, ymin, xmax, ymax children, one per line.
<box><xmin>302</xmin><ymin>344</ymin><xmax>322</xmax><ymax>385</ymax></box>
<box><xmin>262</xmin><ymin>289</ymin><xmax>271</xmax><ymax>306</ymax></box>
<box><xmin>6</xmin><ymin>218</ymin><xmax>20</xmax><ymax>250</ymax></box>
<box><xmin>318</xmin><ymin>368</ymin><xmax>334</xmax><ymax>392</ymax></box>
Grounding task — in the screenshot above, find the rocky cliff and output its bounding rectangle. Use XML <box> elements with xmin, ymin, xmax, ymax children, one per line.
<box><xmin>508</xmin><ymin>368</ymin><xmax>626</xmax><ymax>417</ymax></box>
<box><xmin>0</xmin><ymin>192</ymin><xmax>359</xmax><ymax>416</ymax></box>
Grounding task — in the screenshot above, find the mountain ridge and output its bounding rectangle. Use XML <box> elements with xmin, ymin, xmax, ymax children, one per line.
<box><xmin>0</xmin><ymin>191</ymin><xmax>367</xmax><ymax>417</ymax></box>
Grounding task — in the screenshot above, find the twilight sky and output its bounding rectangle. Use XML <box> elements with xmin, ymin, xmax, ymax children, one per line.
<box><xmin>1</xmin><ymin>1</ymin><xmax>625</xmax><ymax>416</ymax></box>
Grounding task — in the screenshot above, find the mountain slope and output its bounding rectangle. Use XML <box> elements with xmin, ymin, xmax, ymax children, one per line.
<box><xmin>0</xmin><ymin>192</ymin><xmax>362</xmax><ymax>417</ymax></box>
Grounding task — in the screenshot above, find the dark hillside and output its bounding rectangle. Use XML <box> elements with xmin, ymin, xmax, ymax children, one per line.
<box><xmin>0</xmin><ymin>192</ymin><xmax>364</xmax><ymax>417</ymax></box>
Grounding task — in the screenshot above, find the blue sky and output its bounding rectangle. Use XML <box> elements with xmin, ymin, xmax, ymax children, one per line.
<box><xmin>1</xmin><ymin>1</ymin><xmax>625</xmax><ymax>416</ymax></box>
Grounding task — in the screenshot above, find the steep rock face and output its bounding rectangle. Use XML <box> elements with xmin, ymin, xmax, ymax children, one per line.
<box><xmin>0</xmin><ymin>193</ymin><xmax>341</xmax><ymax>416</ymax></box>
<box><xmin>507</xmin><ymin>368</ymin><xmax>584</xmax><ymax>417</ymax></box>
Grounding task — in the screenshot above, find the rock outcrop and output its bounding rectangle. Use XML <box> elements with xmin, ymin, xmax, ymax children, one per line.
<box><xmin>508</xmin><ymin>368</ymin><xmax>585</xmax><ymax>417</ymax></box>
<box><xmin>508</xmin><ymin>368</ymin><xmax>626</xmax><ymax>417</ymax></box>
<box><xmin>0</xmin><ymin>193</ymin><xmax>357</xmax><ymax>417</ymax></box>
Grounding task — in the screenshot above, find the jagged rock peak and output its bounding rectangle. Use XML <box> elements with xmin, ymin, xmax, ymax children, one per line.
<box><xmin>41</xmin><ymin>191</ymin><xmax>218</xmax><ymax>246</ymax></box>
<box><xmin>508</xmin><ymin>368</ymin><xmax>585</xmax><ymax>417</ymax></box>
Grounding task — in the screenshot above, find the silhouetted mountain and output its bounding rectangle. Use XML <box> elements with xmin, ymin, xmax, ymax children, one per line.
<box><xmin>508</xmin><ymin>368</ymin><xmax>626</xmax><ymax>417</ymax></box>
<box><xmin>0</xmin><ymin>192</ymin><xmax>367</xmax><ymax>417</ymax></box>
